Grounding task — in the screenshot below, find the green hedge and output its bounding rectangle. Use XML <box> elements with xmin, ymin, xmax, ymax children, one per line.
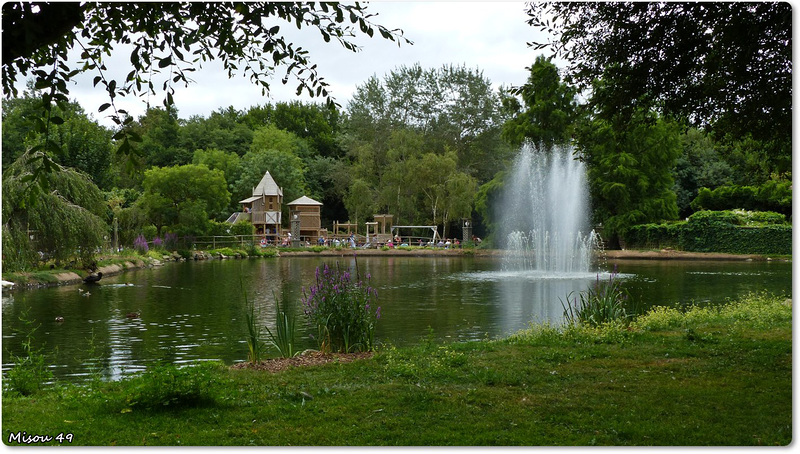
<box><xmin>624</xmin><ymin>210</ymin><xmax>791</xmax><ymax>255</ymax></box>
<box><xmin>690</xmin><ymin>181</ymin><xmax>791</xmax><ymax>217</ymax></box>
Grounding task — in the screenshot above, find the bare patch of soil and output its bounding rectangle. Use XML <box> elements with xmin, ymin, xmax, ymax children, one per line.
<box><xmin>230</xmin><ymin>350</ymin><xmax>373</xmax><ymax>373</ymax></box>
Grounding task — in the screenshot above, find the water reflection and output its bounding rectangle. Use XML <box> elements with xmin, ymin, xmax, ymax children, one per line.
<box><xmin>1</xmin><ymin>256</ymin><xmax>791</xmax><ymax>383</ymax></box>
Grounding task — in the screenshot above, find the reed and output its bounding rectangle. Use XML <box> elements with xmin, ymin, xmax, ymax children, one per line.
<box><xmin>265</xmin><ymin>292</ymin><xmax>299</xmax><ymax>358</ymax></box>
<box><xmin>562</xmin><ymin>270</ymin><xmax>632</xmax><ymax>327</ymax></box>
<box><xmin>242</xmin><ymin>290</ymin><xmax>263</xmax><ymax>364</ymax></box>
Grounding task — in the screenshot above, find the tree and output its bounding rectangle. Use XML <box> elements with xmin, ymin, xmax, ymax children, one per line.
<box><xmin>181</xmin><ymin>107</ymin><xmax>254</xmax><ymax>157</ymax></box>
<box><xmin>250</xmin><ymin>124</ymin><xmax>313</xmax><ymax>161</ymax></box>
<box><xmin>2</xmin><ymin>89</ymin><xmax>115</xmax><ymax>188</ymax></box>
<box><xmin>133</xmin><ymin>106</ymin><xmax>190</xmax><ymax>168</ymax></box>
<box><xmin>2</xmin><ymin>2</ymin><xmax>408</xmax><ymax>188</ymax></box>
<box><xmin>577</xmin><ymin>108</ymin><xmax>682</xmax><ymax>244</ymax></box>
<box><xmin>672</xmin><ymin>128</ymin><xmax>733</xmax><ymax>218</ymax></box>
<box><xmin>2</xmin><ymin>150</ymin><xmax>108</xmax><ymax>271</ymax></box>
<box><xmin>343</xmin><ymin>178</ymin><xmax>375</xmax><ymax>225</ymax></box>
<box><xmin>501</xmin><ymin>55</ymin><xmax>579</xmax><ymax>147</ymax></box>
<box><xmin>346</xmin><ymin>64</ymin><xmax>512</xmax><ymax>183</ymax></box>
<box><xmin>192</xmin><ymin>148</ymin><xmax>242</xmax><ymax>188</ymax></box>
<box><xmin>140</xmin><ymin>164</ymin><xmax>230</xmax><ymax>235</ymax></box>
<box><xmin>526</xmin><ymin>2</ymin><xmax>791</xmax><ymax>175</ymax></box>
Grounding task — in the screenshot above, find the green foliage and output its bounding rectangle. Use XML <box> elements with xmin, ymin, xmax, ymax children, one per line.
<box><xmin>230</xmin><ymin>221</ymin><xmax>255</xmax><ymax>236</ymax></box>
<box><xmin>343</xmin><ymin>178</ymin><xmax>375</xmax><ymax>225</ymax></box>
<box><xmin>301</xmin><ymin>262</ymin><xmax>381</xmax><ymax>353</ymax></box>
<box><xmin>578</xmin><ymin>108</ymin><xmax>681</xmax><ymax>242</ymax></box>
<box><xmin>561</xmin><ymin>271</ymin><xmax>633</xmax><ymax>327</ymax></box>
<box><xmin>114</xmin><ymin>362</ymin><xmax>220</xmax><ymax>411</ymax></box>
<box><xmin>671</xmin><ymin>128</ymin><xmax>733</xmax><ymax>217</ymax></box>
<box><xmin>346</xmin><ymin>63</ymin><xmax>513</xmax><ymax>190</ymax></box>
<box><xmin>624</xmin><ymin>210</ymin><xmax>791</xmax><ymax>255</ymax></box>
<box><xmin>633</xmin><ymin>293</ymin><xmax>791</xmax><ymax>332</ymax></box>
<box><xmin>527</xmin><ymin>2</ymin><xmax>791</xmax><ymax>174</ymax></box>
<box><xmin>192</xmin><ymin>147</ymin><xmax>242</xmax><ymax>184</ymax></box>
<box><xmin>140</xmin><ymin>164</ymin><xmax>230</xmax><ymax>235</ymax></box>
<box><xmin>2</xmin><ymin>150</ymin><xmax>108</xmax><ymax>271</ymax></box>
<box><xmin>3</xmin><ymin>310</ymin><xmax>53</xmax><ymax>397</ymax></box>
<box><xmin>690</xmin><ymin>181</ymin><xmax>792</xmax><ymax>217</ymax></box>
<box><xmin>501</xmin><ymin>55</ymin><xmax>579</xmax><ymax>147</ymax></box>
<box><xmin>265</xmin><ymin>293</ymin><xmax>300</xmax><ymax>358</ymax></box>
<box><xmin>3</xmin><ymin>2</ymin><xmax>407</xmax><ymax>192</ymax></box>
<box><xmin>140</xmin><ymin>224</ymin><xmax>158</xmax><ymax>240</ymax></box>
<box><xmin>243</xmin><ymin>291</ymin><xmax>263</xmax><ymax>364</ymax></box>
<box><xmin>183</xmin><ymin>107</ymin><xmax>254</xmax><ymax>157</ymax></box>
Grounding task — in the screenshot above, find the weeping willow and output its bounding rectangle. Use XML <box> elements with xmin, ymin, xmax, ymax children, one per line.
<box><xmin>2</xmin><ymin>150</ymin><xmax>108</xmax><ymax>271</ymax></box>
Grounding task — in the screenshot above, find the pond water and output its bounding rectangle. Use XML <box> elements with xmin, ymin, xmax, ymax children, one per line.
<box><xmin>1</xmin><ymin>256</ymin><xmax>791</xmax><ymax>383</ymax></box>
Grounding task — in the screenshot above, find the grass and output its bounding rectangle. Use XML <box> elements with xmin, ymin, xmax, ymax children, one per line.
<box><xmin>2</xmin><ymin>293</ymin><xmax>791</xmax><ymax>446</ymax></box>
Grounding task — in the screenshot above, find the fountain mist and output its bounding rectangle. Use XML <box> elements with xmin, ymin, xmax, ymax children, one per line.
<box><xmin>501</xmin><ymin>142</ymin><xmax>598</xmax><ymax>274</ymax></box>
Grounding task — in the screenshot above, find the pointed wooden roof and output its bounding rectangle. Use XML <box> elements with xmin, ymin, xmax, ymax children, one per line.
<box><xmin>253</xmin><ymin>171</ymin><xmax>283</xmax><ymax>197</ymax></box>
<box><xmin>288</xmin><ymin>195</ymin><xmax>323</xmax><ymax>206</ymax></box>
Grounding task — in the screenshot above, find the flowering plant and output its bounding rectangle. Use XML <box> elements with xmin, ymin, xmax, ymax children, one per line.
<box><xmin>163</xmin><ymin>232</ymin><xmax>179</xmax><ymax>251</ymax></box>
<box><xmin>302</xmin><ymin>261</ymin><xmax>380</xmax><ymax>353</ymax></box>
<box><xmin>133</xmin><ymin>234</ymin><xmax>149</xmax><ymax>254</ymax></box>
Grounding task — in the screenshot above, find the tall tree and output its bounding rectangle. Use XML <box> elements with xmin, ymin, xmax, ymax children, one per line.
<box><xmin>346</xmin><ymin>64</ymin><xmax>512</xmax><ymax>183</ymax></box>
<box><xmin>181</xmin><ymin>107</ymin><xmax>254</xmax><ymax>157</ymax></box>
<box><xmin>527</xmin><ymin>2</ymin><xmax>791</xmax><ymax>176</ymax></box>
<box><xmin>501</xmin><ymin>55</ymin><xmax>579</xmax><ymax>147</ymax></box>
<box><xmin>578</xmin><ymin>108</ymin><xmax>682</xmax><ymax>244</ymax></box>
<box><xmin>133</xmin><ymin>106</ymin><xmax>189</xmax><ymax>168</ymax></box>
<box><xmin>139</xmin><ymin>164</ymin><xmax>230</xmax><ymax>235</ymax></box>
<box><xmin>672</xmin><ymin>128</ymin><xmax>733</xmax><ymax>218</ymax></box>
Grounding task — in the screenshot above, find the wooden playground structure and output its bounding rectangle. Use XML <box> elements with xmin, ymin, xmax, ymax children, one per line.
<box><xmin>228</xmin><ymin>174</ymin><xmax>453</xmax><ymax>247</ymax></box>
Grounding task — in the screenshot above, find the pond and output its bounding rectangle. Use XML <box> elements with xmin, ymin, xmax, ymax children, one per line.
<box><xmin>1</xmin><ymin>255</ymin><xmax>791</xmax><ymax>383</ymax></box>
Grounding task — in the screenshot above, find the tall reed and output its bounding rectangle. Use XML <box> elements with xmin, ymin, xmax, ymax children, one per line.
<box><xmin>265</xmin><ymin>292</ymin><xmax>299</xmax><ymax>358</ymax></box>
<box><xmin>242</xmin><ymin>290</ymin><xmax>263</xmax><ymax>364</ymax></box>
<box><xmin>562</xmin><ymin>269</ymin><xmax>633</xmax><ymax>327</ymax></box>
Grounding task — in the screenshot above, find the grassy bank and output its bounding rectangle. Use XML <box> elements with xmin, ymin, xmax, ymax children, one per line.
<box><xmin>2</xmin><ymin>293</ymin><xmax>790</xmax><ymax>446</ymax></box>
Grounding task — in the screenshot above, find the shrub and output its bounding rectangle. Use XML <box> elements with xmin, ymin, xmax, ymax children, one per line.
<box><xmin>117</xmin><ymin>362</ymin><xmax>219</xmax><ymax>411</ymax></box>
<box><xmin>141</xmin><ymin>225</ymin><xmax>158</xmax><ymax>241</ymax></box>
<box><xmin>163</xmin><ymin>232</ymin><xmax>179</xmax><ymax>251</ymax></box>
<box><xmin>302</xmin><ymin>262</ymin><xmax>381</xmax><ymax>353</ymax></box>
<box><xmin>3</xmin><ymin>311</ymin><xmax>53</xmax><ymax>396</ymax></box>
<box><xmin>690</xmin><ymin>181</ymin><xmax>791</xmax><ymax>216</ymax></box>
<box><xmin>230</xmin><ymin>221</ymin><xmax>255</xmax><ymax>236</ymax></box>
<box><xmin>133</xmin><ymin>234</ymin><xmax>149</xmax><ymax>254</ymax></box>
<box><xmin>4</xmin><ymin>351</ymin><xmax>52</xmax><ymax>397</ymax></box>
<box><xmin>623</xmin><ymin>210</ymin><xmax>791</xmax><ymax>255</ymax></box>
<box><xmin>561</xmin><ymin>270</ymin><xmax>633</xmax><ymax>327</ymax></box>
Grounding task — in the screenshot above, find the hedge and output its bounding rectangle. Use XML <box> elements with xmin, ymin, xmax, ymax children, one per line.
<box><xmin>623</xmin><ymin>210</ymin><xmax>791</xmax><ymax>255</ymax></box>
<box><xmin>690</xmin><ymin>181</ymin><xmax>792</xmax><ymax>217</ymax></box>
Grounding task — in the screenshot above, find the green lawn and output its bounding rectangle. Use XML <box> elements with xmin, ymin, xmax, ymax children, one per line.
<box><xmin>2</xmin><ymin>293</ymin><xmax>791</xmax><ymax>446</ymax></box>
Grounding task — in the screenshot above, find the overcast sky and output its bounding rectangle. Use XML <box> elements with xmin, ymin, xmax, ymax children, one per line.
<box><xmin>63</xmin><ymin>2</ymin><xmax>553</xmax><ymax>127</ymax></box>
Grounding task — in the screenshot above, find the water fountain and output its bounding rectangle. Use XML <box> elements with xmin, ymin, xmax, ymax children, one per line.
<box><xmin>500</xmin><ymin>142</ymin><xmax>599</xmax><ymax>275</ymax></box>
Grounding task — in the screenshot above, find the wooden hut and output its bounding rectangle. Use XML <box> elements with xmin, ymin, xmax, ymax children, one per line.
<box><xmin>234</xmin><ymin>171</ymin><xmax>283</xmax><ymax>237</ymax></box>
<box><xmin>287</xmin><ymin>195</ymin><xmax>323</xmax><ymax>240</ymax></box>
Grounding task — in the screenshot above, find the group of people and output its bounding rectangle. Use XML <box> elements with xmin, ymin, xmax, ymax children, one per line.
<box><xmin>316</xmin><ymin>233</ymin><xmax>358</xmax><ymax>248</ymax></box>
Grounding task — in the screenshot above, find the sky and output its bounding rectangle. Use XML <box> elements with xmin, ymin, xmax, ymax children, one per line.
<box><xmin>62</xmin><ymin>2</ymin><xmax>553</xmax><ymax>127</ymax></box>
